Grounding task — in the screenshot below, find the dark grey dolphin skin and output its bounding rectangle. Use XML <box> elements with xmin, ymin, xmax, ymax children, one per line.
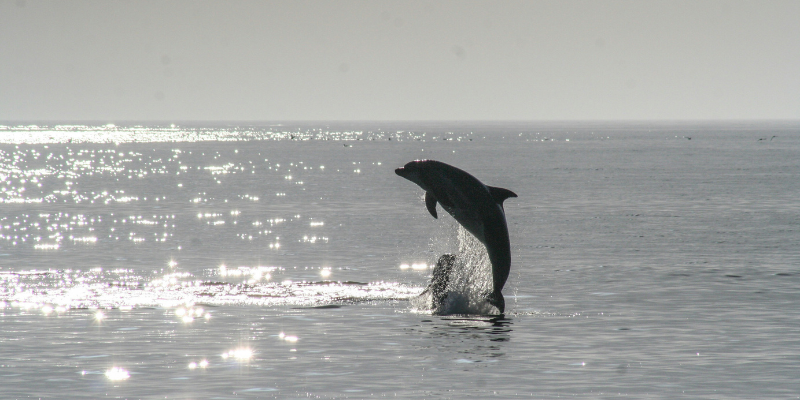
<box><xmin>395</xmin><ymin>160</ymin><xmax>517</xmax><ymax>313</ymax></box>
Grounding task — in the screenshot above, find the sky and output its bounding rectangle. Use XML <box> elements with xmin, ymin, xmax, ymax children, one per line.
<box><xmin>1</xmin><ymin>0</ymin><xmax>798</xmax><ymax>122</ymax></box>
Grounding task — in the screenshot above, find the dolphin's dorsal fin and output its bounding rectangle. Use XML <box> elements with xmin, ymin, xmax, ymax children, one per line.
<box><xmin>488</xmin><ymin>186</ymin><xmax>518</xmax><ymax>206</ymax></box>
<box><xmin>425</xmin><ymin>191</ymin><xmax>438</xmax><ymax>219</ymax></box>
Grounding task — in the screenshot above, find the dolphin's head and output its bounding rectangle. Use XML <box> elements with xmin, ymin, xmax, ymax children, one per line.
<box><xmin>394</xmin><ymin>160</ymin><xmax>430</xmax><ymax>187</ymax></box>
<box><xmin>394</xmin><ymin>159</ymin><xmax>427</xmax><ymax>176</ymax></box>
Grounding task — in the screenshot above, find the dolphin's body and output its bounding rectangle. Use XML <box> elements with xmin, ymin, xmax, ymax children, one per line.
<box><xmin>395</xmin><ymin>160</ymin><xmax>517</xmax><ymax>313</ymax></box>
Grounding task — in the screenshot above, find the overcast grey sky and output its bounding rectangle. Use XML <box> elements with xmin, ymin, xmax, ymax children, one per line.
<box><xmin>1</xmin><ymin>0</ymin><xmax>798</xmax><ymax>121</ymax></box>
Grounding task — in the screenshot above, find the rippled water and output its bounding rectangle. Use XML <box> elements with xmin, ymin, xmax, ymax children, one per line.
<box><xmin>1</xmin><ymin>121</ymin><xmax>799</xmax><ymax>398</ymax></box>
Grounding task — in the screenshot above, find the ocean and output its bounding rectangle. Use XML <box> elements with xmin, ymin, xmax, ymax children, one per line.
<box><xmin>1</xmin><ymin>121</ymin><xmax>798</xmax><ymax>399</ymax></box>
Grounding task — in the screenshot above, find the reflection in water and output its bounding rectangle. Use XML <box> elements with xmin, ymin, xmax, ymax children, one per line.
<box><xmin>439</xmin><ymin>315</ymin><xmax>513</xmax><ymax>342</ymax></box>
<box><xmin>411</xmin><ymin>315</ymin><xmax>513</xmax><ymax>363</ymax></box>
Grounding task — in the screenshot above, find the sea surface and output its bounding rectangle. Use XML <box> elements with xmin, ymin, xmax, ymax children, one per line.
<box><xmin>1</xmin><ymin>121</ymin><xmax>799</xmax><ymax>399</ymax></box>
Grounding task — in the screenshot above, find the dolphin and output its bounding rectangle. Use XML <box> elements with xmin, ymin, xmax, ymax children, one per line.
<box><xmin>395</xmin><ymin>160</ymin><xmax>517</xmax><ymax>313</ymax></box>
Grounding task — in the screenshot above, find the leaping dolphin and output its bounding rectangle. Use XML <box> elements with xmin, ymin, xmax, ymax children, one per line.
<box><xmin>395</xmin><ymin>160</ymin><xmax>517</xmax><ymax>313</ymax></box>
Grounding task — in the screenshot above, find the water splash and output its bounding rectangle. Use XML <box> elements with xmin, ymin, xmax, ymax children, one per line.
<box><xmin>412</xmin><ymin>225</ymin><xmax>496</xmax><ymax>315</ymax></box>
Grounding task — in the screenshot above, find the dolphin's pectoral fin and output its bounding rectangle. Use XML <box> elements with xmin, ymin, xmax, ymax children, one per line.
<box><xmin>488</xmin><ymin>186</ymin><xmax>518</xmax><ymax>206</ymax></box>
<box><xmin>425</xmin><ymin>191</ymin><xmax>438</xmax><ymax>219</ymax></box>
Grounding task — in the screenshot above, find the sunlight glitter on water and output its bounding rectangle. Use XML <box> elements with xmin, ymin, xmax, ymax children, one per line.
<box><xmin>0</xmin><ymin>267</ymin><xmax>423</xmax><ymax>310</ymax></box>
<box><xmin>1</xmin><ymin>139</ymin><xmax>373</xmax><ymax>259</ymax></box>
<box><xmin>399</xmin><ymin>262</ymin><xmax>431</xmax><ymax>270</ymax></box>
<box><xmin>188</xmin><ymin>360</ymin><xmax>209</xmax><ymax>369</ymax></box>
<box><xmin>1</xmin><ymin>123</ymin><xmax>798</xmax><ymax>398</ymax></box>
<box><xmin>104</xmin><ymin>367</ymin><xmax>130</xmax><ymax>381</ymax></box>
<box><xmin>222</xmin><ymin>348</ymin><xmax>253</xmax><ymax>361</ymax></box>
<box><xmin>175</xmin><ymin>306</ymin><xmax>206</xmax><ymax>323</ymax></box>
<box><xmin>0</xmin><ymin>123</ymin><xmax>438</xmax><ymax>144</ymax></box>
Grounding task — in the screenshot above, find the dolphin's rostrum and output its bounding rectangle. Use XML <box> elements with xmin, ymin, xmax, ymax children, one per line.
<box><xmin>395</xmin><ymin>160</ymin><xmax>517</xmax><ymax>313</ymax></box>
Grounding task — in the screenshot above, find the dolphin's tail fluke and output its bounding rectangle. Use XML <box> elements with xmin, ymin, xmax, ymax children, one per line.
<box><xmin>486</xmin><ymin>291</ymin><xmax>505</xmax><ymax>314</ymax></box>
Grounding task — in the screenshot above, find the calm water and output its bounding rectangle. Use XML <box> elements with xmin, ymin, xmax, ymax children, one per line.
<box><xmin>1</xmin><ymin>122</ymin><xmax>799</xmax><ymax>399</ymax></box>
